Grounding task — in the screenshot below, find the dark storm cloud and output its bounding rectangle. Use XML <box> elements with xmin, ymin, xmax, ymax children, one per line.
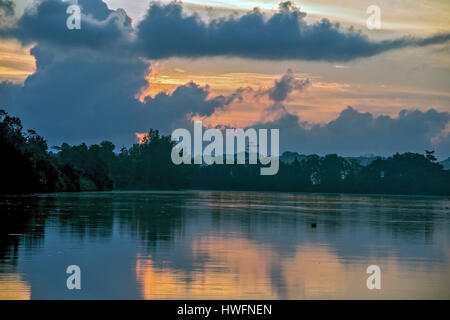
<box><xmin>0</xmin><ymin>45</ymin><xmax>148</xmax><ymax>145</ymax></box>
<box><xmin>0</xmin><ymin>44</ymin><xmax>222</xmax><ymax>146</ymax></box>
<box><xmin>138</xmin><ymin>82</ymin><xmax>226</xmax><ymax>135</ymax></box>
<box><xmin>2</xmin><ymin>1</ymin><xmax>449</xmax><ymax>61</ymax></box>
<box><xmin>256</xmin><ymin>106</ymin><xmax>450</xmax><ymax>157</ymax></box>
<box><xmin>136</xmin><ymin>1</ymin><xmax>450</xmax><ymax>61</ymax></box>
<box><xmin>0</xmin><ymin>0</ymin><xmax>132</xmax><ymax>51</ymax></box>
<box><xmin>268</xmin><ymin>69</ymin><xmax>310</xmax><ymax>102</ymax></box>
<box><xmin>77</xmin><ymin>0</ymin><xmax>113</xmax><ymax>21</ymax></box>
<box><xmin>144</xmin><ymin>82</ymin><xmax>223</xmax><ymax>118</ymax></box>
<box><xmin>0</xmin><ymin>0</ymin><xmax>228</xmax><ymax>146</ymax></box>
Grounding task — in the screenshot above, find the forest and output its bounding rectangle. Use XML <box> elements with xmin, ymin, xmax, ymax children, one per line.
<box><xmin>1</xmin><ymin>110</ymin><xmax>449</xmax><ymax>196</ymax></box>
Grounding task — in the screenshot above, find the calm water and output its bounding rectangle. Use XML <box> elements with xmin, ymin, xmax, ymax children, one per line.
<box><xmin>0</xmin><ymin>191</ymin><xmax>449</xmax><ymax>300</ymax></box>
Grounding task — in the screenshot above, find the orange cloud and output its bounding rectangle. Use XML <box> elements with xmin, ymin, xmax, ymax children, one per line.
<box><xmin>0</xmin><ymin>41</ymin><xmax>36</xmax><ymax>83</ymax></box>
<box><xmin>194</xmin><ymin>70</ymin><xmax>311</xmax><ymax>128</ymax></box>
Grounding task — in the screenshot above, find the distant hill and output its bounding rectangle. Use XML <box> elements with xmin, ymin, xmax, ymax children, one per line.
<box><xmin>281</xmin><ymin>152</ymin><xmax>379</xmax><ymax>167</ymax></box>
<box><xmin>345</xmin><ymin>154</ymin><xmax>380</xmax><ymax>166</ymax></box>
<box><xmin>280</xmin><ymin>152</ymin><xmax>306</xmax><ymax>164</ymax></box>
<box><xmin>440</xmin><ymin>157</ymin><xmax>450</xmax><ymax>170</ymax></box>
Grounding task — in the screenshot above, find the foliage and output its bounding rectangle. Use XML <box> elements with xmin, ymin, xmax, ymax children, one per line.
<box><xmin>1</xmin><ymin>110</ymin><xmax>448</xmax><ymax>196</ymax></box>
<box><xmin>192</xmin><ymin>152</ymin><xmax>450</xmax><ymax>195</ymax></box>
<box><xmin>0</xmin><ymin>110</ymin><xmax>80</xmax><ymax>193</ymax></box>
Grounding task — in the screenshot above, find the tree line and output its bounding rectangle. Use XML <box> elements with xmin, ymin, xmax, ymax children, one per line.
<box><xmin>192</xmin><ymin>152</ymin><xmax>450</xmax><ymax>195</ymax></box>
<box><xmin>1</xmin><ymin>110</ymin><xmax>449</xmax><ymax>195</ymax></box>
<box><xmin>0</xmin><ymin>110</ymin><xmax>189</xmax><ymax>193</ymax></box>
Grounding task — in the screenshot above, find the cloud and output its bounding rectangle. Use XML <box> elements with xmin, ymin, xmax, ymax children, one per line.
<box><xmin>0</xmin><ymin>0</ymin><xmax>13</xmax><ymax>16</ymax></box>
<box><xmin>77</xmin><ymin>0</ymin><xmax>113</xmax><ymax>21</ymax></box>
<box><xmin>0</xmin><ymin>1</ymin><xmax>224</xmax><ymax>146</ymax></box>
<box><xmin>0</xmin><ymin>46</ymin><xmax>148</xmax><ymax>145</ymax></box>
<box><xmin>0</xmin><ymin>0</ymin><xmax>223</xmax><ymax>146</ymax></box>
<box><xmin>141</xmin><ymin>81</ymin><xmax>226</xmax><ymax>132</ymax></box>
<box><xmin>0</xmin><ymin>0</ymin><xmax>15</xmax><ymax>27</ymax></box>
<box><xmin>3</xmin><ymin>1</ymin><xmax>448</xmax><ymax>62</ymax></box>
<box><xmin>0</xmin><ymin>44</ymin><xmax>223</xmax><ymax>146</ymax></box>
<box><xmin>254</xmin><ymin>106</ymin><xmax>450</xmax><ymax>157</ymax></box>
<box><xmin>136</xmin><ymin>1</ymin><xmax>450</xmax><ymax>61</ymax></box>
<box><xmin>0</xmin><ymin>0</ymin><xmax>448</xmax><ymax>157</ymax></box>
<box><xmin>0</xmin><ymin>0</ymin><xmax>133</xmax><ymax>53</ymax></box>
<box><xmin>268</xmin><ymin>68</ymin><xmax>310</xmax><ymax>102</ymax></box>
<box><xmin>195</xmin><ymin>69</ymin><xmax>310</xmax><ymax>128</ymax></box>
<box><xmin>192</xmin><ymin>70</ymin><xmax>450</xmax><ymax>157</ymax></box>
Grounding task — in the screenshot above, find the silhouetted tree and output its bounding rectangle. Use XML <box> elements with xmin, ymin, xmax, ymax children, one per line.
<box><xmin>0</xmin><ymin>110</ymin><xmax>79</xmax><ymax>193</ymax></box>
<box><xmin>1</xmin><ymin>111</ymin><xmax>449</xmax><ymax>196</ymax></box>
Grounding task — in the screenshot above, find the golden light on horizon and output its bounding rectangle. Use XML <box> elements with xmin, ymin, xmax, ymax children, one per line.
<box><xmin>137</xmin><ymin>59</ymin><xmax>283</xmax><ymax>101</ymax></box>
<box><xmin>137</xmin><ymin>61</ymin><xmax>450</xmax><ymax>127</ymax></box>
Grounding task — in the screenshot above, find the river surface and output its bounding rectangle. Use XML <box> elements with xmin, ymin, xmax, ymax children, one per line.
<box><xmin>0</xmin><ymin>191</ymin><xmax>449</xmax><ymax>299</ymax></box>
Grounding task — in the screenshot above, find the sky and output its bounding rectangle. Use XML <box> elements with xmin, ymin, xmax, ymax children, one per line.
<box><xmin>0</xmin><ymin>0</ymin><xmax>449</xmax><ymax>157</ymax></box>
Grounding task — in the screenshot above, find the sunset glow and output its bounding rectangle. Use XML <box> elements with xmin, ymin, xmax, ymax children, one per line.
<box><xmin>135</xmin><ymin>132</ymin><xmax>149</xmax><ymax>144</ymax></box>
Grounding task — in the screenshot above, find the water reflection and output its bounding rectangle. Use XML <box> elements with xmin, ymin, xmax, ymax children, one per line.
<box><xmin>0</xmin><ymin>191</ymin><xmax>449</xmax><ymax>299</ymax></box>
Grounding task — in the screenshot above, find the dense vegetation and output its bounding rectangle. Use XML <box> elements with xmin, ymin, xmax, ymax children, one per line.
<box><xmin>0</xmin><ymin>110</ymin><xmax>80</xmax><ymax>193</ymax></box>
<box><xmin>0</xmin><ymin>110</ymin><xmax>189</xmax><ymax>193</ymax></box>
<box><xmin>193</xmin><ymin>152</ymin><xmax>450</xmax><ymax>195</ymax></box>
<box><xmin>1</xmin><ymin>110</ymin><xmax>449</xmax><ymax>195</ymax></box>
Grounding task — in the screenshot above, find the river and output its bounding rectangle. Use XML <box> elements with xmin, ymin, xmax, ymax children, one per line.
<box><xmin>0</xmin><ymin>191</ymin><xmax>449</xmax><ymax>299</ymax></box>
